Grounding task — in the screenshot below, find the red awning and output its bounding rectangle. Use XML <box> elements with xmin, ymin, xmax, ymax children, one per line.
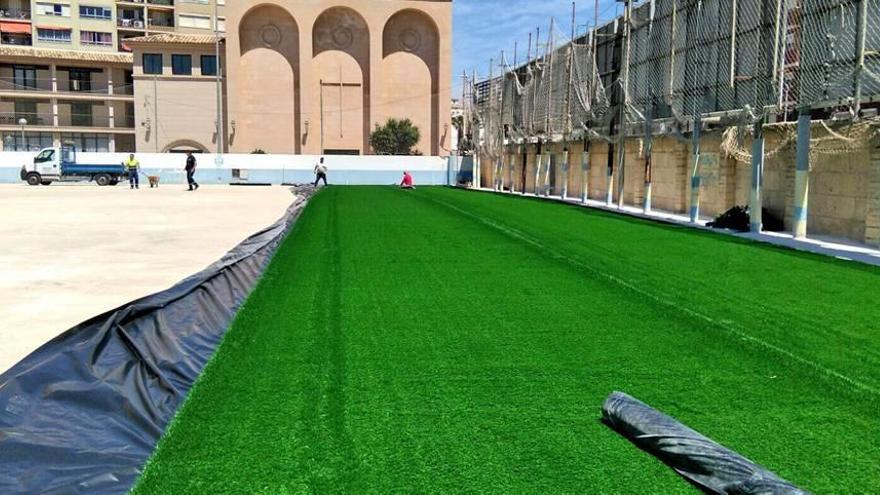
<box><xmin>0</xmin><ymin>22</ymin><xmax>32</xmax><ymax>35</ymax></box>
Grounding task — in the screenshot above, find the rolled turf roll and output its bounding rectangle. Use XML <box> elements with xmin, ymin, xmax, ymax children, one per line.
<box><xmin>602</xmin><ymin>392</ymin><xmax>809</xmax><ymax>495</ymax></box>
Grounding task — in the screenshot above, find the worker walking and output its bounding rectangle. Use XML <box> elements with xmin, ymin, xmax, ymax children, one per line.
<box><xmin>185</xmin><ymin>151</ymin><xmax>199</xmax><ymax>191</ymax></box>
<box><xmin>314</xmin><ymin>157</ymin><xmax>328</xmax><ymax>187</ymax></box>
<box><xmin>125</xmin><ymin>154</ymin><xmax>140</xmax><ymax>189</ymax></box>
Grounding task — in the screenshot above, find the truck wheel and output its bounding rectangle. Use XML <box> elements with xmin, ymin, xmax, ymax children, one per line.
<box><xmin>26</xmin><ymin>173</ymin><xmax>41</xmax><ymax>186</ymax></box>
<box><xmin>95</xmin><ymin>174</ymin><xmax>111</xmax><ymax>186</ymax></box>
<box><xmin>41</xmin><ymin>181</ymin><xmax>53</xmax><ymax>186</ymax></box>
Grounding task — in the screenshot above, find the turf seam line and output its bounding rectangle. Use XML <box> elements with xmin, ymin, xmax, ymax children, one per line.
<box><xmin>422</xmin><ymin>194</ymin><xmax>880</xmax><ymax>398</ymax></box>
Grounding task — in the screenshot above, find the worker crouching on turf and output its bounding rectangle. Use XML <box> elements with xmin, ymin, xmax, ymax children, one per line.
<box><xmin>314</xmin><ymin>157</ymin><xmax>328</xmax><ymax>187</ymax></box>
<box><xmin>400</xmin><ymin>171</ymin><xmax>415</xmax><ymax>189</ymax></box>
<box><xmin>125</xmin><ymin>154</ymin><xmax>140</xmax><ymax>189</ymax></box>
<box><xmin>185</xmin><ymin>151</ymin><xmax>199</xmax><ymax>191</ymax></box>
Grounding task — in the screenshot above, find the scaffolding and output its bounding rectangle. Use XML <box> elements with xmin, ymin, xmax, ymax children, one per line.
<box><xmin>466</xmin><ymin>0</ymin><xmax>880</xmax><ymax>237</ymax></box>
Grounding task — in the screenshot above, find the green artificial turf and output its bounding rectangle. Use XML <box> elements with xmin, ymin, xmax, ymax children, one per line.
<box><xmin>133</xmin><ymin>186</ymin><xmax>880</xmax><ymax>494</ymax></box>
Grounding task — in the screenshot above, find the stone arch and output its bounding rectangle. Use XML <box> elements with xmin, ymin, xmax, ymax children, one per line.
<box><xmin>163</xmin><ymin>139</ymin><xmax>208</xmax><ymax>153</ymax></box>
<box><xmin>383</xmin><ymin>9</ymin><xmax>440</xmax><ymax>155</ymax></box>
<box><xmin>238</xmin><ymin>4</ymin><xmax>301</xmax><ymax>153</ymax></box>
<box><xmin>313</xmin><ymin>6</ymin><xmax>370</xmax><ymax>153</ymax></box>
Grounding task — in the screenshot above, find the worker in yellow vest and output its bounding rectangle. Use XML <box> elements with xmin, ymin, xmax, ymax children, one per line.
<box><xmin>125</xmin><ymin>154</ymin><xmax>140</xmax><ymax>189</ymax></box>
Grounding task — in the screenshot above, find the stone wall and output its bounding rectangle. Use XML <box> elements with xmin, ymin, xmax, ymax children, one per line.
<box><xmin>478</xmin><ymin>125</ymin><xmax>880</xmax><ymax>246</ymax></box>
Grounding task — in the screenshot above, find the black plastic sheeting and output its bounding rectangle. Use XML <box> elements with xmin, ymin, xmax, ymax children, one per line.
<box><xmin>0</xmin><ymin>186</ymin><xmax>315</xmax><ymax>495</ymax></box>
<box><xmin>602</xmin><ymin>392</ymin><xmax>809</xmax><ymax>495</ymax></box>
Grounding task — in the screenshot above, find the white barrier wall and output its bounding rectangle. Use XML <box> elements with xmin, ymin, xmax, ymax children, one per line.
<box><xmin>1</xmin><ymin>152</ymin><xmax>453</xmax><ymax>185</ymax></box>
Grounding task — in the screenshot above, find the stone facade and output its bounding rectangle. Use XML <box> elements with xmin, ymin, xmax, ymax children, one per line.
<box><xmin>225</xmin><ymin>0</ymin><xmax>452</xmax><ymax>156</ymax></box>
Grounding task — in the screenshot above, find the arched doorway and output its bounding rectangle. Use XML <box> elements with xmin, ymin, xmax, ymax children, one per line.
<box><xmin>313</xmin><ymin>7</ymin><xmax>370</xmax><ymax>154</ymax></box>
<box><xmin>238</xmin><ymin>5</ymin><xmax>301</xmax><ymax>154</ymax></box>
<box><xmin>163</xmin><ymin>139</ymin><xmax>208</xmax><ymax>153</ymax></box>
<box><xmin>382</xmin><ymin>9</ymin><xmax>440</xmax><ymax>156</ymax></box>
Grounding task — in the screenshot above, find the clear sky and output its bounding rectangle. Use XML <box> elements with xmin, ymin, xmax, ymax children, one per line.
<box><xmin>451</xmin><ymin>0</ymin><xmax>619</xmax><ymax>93</ymax></box>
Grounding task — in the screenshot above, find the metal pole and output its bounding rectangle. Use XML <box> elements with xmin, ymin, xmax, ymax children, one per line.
<box><xmin>319</xmin><ymin>78</ymin><xmax>325</xmax><ymax>153</ymax></box>
<box><xmin>616</xmin><ymin>0</ymin><xmax>632</xmax><ymax>209</ymax></box>
<box><xmin>749</xmin><ymin>116</ymin><xmax>765</xmax><ymax>232</ymax></box>
<box><xmin>214</xmin><ymin>0</ymin><xmax>223</xmax><ymax>155</ymax></box>
<box><xmin>854</xmin><ymin>0</ymin><xmax>868</xmax><ymax>116</ymax></box>
<box><xmin>793</xmin><ymin>108</ymin><xmax>811</xmax><ymax>238</ymax></box>
<box><xmin>689</xmin><ymin>114</ymin><xmax>702</xmax><ymax>222</ymax></box>
<box><xmin>643</xmin><ymin>102</ymin><xmax>653</xmax><ymax>212</ymax></box>
<box><xmin>582</xmin><ymin>134</ymin><xmax>591</xmax><ymax>203</ymax></box>
<box><xmin>153</xmin><ymin>75</ymin><xmax>158</xmax><ymax>152</ymax></box>
<box><xmin>561</xmin><ymin>1</ymin><xmax>576</xmax><ymax>200</ymax></box>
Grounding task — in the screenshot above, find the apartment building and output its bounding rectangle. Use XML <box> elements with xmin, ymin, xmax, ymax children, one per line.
<box><xmin>0</xmin><ymin>0</ymin><xmax>224</xmax><ymax>151</ymax></box>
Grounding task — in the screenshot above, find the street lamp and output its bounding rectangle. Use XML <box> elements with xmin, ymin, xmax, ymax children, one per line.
<box><xmin>17</xmin><ymin>118</ymin><xmax>27</xmax><ymax>151</ymax></box>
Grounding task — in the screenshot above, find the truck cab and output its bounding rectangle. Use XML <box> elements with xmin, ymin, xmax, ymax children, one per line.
<box><xmin>20</xmin><ymin>145</ymin><xmax>126</xmax><ymax>186</ymax></box>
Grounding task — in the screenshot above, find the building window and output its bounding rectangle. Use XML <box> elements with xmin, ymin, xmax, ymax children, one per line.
<box><xmin>200</xmin><ymin>55</ymin><xmax>217</xmax><ymax>76</ymax></box>
<box><xmin>79</xmin><ymin>6</ymin><xmax>112</xmax><ymax>20</ymax></box>
<box><xmin>143</xmin><ymin>53</ymin><xmax>162</xmax><ymax>75</ymax></box>
<box><xmin>172</xmin><ymin>54</ymin><xmax>192</xmax><ymax>76</ymax></box>
<box><xmin>36</xmin><ymin>3</ymin><xmax>70</xmax><ymax>17</ymax></box>
<box><xmin>13</xmin><ymin>66</ymin><xmax>37</xmax><ymax>90</ymax></box>
<box><xmin>68</xmin><ymin>68</ymin><xmax>92</xmax><ymax>92</ymax></box>
<box><xmin>61</xmin><ymin>133</ymin><xmax>109</xmax><ymax>152</ymax></box>
<box><xmin>71</xmin><ymin>101</ymin><xmax>93</xmax><ymax>127</ymax></box>
<box><xmin>3</xmin><ymin>132</ymin><xmax>53</xmax><ymax>152</ymax></box>
<box><xmin>179</xmin><ymin>14</ymin><xmax>212</xmax><ymax>30</ymax></box>
<box><xmin>14</xmin><ymin>100</ymin><xmax>38</xmax><ymax>122</ymax></box>
<box><xmin>36</xmin><ymin>28</ymin><xmax>71</xmax><ymax>43</ymax></box>
<box><xmin>81</xmin><ymin>31</ymin><xmax>112</xmax><ymax>46</ymax></box>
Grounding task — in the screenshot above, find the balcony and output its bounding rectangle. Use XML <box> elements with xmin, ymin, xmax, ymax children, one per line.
<box><xmin>0</xmin><ymin>112</ymin><xmax>53</xmax><ymax>127</ymax></box>
<box><xmin>0</xmin><ymin>111</ymin><xmax>135</xmax><ymax>130</ymax></box>
<box><xmin>0</xmin><ymin>8</ymin><xmax>30</xmax><ymax>21</ymax></box>
<box><xmin>0</xmin><ymin>76</ymin><xmax>52</xmax><ymax>92</ymax></box>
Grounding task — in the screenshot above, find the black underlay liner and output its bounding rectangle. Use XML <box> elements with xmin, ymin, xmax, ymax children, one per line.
<box><xmin>602</xmin><ymin>392</ymin><xmax>809</xmax><ymax>495</ymax></box>
<box><xmin>0</xmin><ymin>186</ymin><xmax>316</xmax><ymax>495</ymax></box>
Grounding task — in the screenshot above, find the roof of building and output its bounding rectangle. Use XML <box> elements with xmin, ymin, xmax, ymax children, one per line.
<box><xmin>124</xmin><ymin>34</ymin><xmax>223</xmax><ymax>46</ymax></box>
<box><xmin>0</xmin><ymin>45</ymin><xmax>133</xmax><ymax>64</ymax></box>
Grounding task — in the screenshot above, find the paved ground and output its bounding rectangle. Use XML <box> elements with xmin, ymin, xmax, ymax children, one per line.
<box><xmin>0</xmin><ymin>184</ymin><xmax>294</xmax><ymax>373</ymax></box>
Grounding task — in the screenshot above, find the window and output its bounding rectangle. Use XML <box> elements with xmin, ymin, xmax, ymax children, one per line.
<box><xmin>171</xmin><ymin>54</ymin><xmax>192</xmax><ymax>76</ymax></box>
<box><xmin>81</xmin><ymin>31</ymin><xmax>112</xmax><ymax>46</ymax></box>
<box><xmin>79</xmin><ymin>6</ymin><xmax>111</xmax><ymax>20</ymax></box>
<box><xmin>178</xmin><ymin>14</ymin><xmax>211</xmax><ymax>30</ymax></box>
<box><xmin>36</xmin><ymin>3</ymin><xmax>69</xmax><ymax>17</ymax></box>
<box><xmin>61</xmin><ymin>133</ymin><xmax>109</xmax><ymax>152</ymax></box>
<box><xmin>200</xmin><ymin>55</ymin><xmax>217</xmax><ymax>76</ymax></box>
<box><xmin>14</xmin><ymin>100</ymin><xmax>38</xmax><ymax>121</ymax></box>
<box><xmin>35</xmin><ymin>149</ymin><xmax>55</xmax><ymax>163</ymax></box>
<box><xmin>37</xmin><ymin>28</ymin><xmax>71</xmax><ymax>43</ymax></box>
<box><xmin>3</xmin><ymin>132</ymin><xmax>53</xmax><ymax>152</ymax></box>
<box><xmin>143</xmin><ymin>53</ymin><xmax>162</xmax><ymax>75</ymax></box>
<box><xmin>68</xmin><ymin>68</ymin><xmax>92</xmax><ymax>92</ymax></box>
<box><xmin>13</xmin><ymin>66</ymin><xmax>37</xmax><ymax>89</ymax></box>
<box><xmin>71</xmin><ymin>102</ymin><xmax>93</xmax><ymax>127</ymax></box>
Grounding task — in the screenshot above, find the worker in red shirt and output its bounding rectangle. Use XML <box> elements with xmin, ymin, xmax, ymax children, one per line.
<box><xmin>400</xmin><ymin>171</ymin><xmax>415</xmax><ymax>189</ymax></box>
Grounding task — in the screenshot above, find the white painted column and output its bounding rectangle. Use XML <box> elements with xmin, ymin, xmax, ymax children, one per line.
<box><xmin>793</xmin><ymin>109</ymin><xmax>811</xmax><ymax>238</ymax></box>
<box><xmin>534</xmin><ymin>151</ymin><xmax>543</xmax><ymax>195</ymax></box>
<box><xmin>581</xmin><ymin>140</ymin><xmax>591</xmax><ymax>203</ymax></box>
<box><xmin>561</xmin><ymin>147</ymin><xmax>570</xmax><ymax>199</ymax></box>
<box><xmin>50</xmin><ymin>64</ymin><xmax>59</xmax><ymax>128</ymax></box>
<box><xmin>749</xmin><ymin>120</ymin><xmax>765</xmax><ymax>232</ymax></box>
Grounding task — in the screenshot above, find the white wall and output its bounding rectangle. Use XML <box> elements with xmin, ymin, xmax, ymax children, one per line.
<box><xmin>0</xmin><ymin>151</ymin><xmax>451</xmax><ymax>185</ymax></box>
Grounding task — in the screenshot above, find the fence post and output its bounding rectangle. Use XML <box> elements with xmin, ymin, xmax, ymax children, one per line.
<box><xmin>689</xmin><ymin>115</ymin><xmax>702</xmax><ymax>223</ymax></box>
<box><xmin>749</xmin><ymin>119</ymin><xmax>765</xmax><ymax>232</ymax></box>
<box><xmin>582</xmin><ymin>137</ymin><xmax>591</xmax><ymax>203</ymax></box>
<box><xmin>793</xmin><ymin>108</ymin><xmax>811</xmax><ymax>239</ymax></box>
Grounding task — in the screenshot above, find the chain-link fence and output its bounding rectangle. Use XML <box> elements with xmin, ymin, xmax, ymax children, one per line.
<box><xmin>467</xmin><ymin>0</ymin><xmax>880</xmax><ymax>152</ymax></box>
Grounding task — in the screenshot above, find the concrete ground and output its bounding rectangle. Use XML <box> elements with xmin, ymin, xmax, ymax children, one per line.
<box><xmin>0</xmin><ymin>183</ymin><xmax>294</xmax><ymax>373</ymax></box>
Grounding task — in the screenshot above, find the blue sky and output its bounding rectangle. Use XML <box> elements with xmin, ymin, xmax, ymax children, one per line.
<box><xmin>452</xmin><ymin>0</ymin><xmax>619</xmax><ymax>92</ymax></box>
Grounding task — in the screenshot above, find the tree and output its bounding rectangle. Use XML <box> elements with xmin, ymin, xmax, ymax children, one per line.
<box><xmin>370</xmin><ymin>118</ymin><xmax>421</xmax><ymax>155</ymax></box>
